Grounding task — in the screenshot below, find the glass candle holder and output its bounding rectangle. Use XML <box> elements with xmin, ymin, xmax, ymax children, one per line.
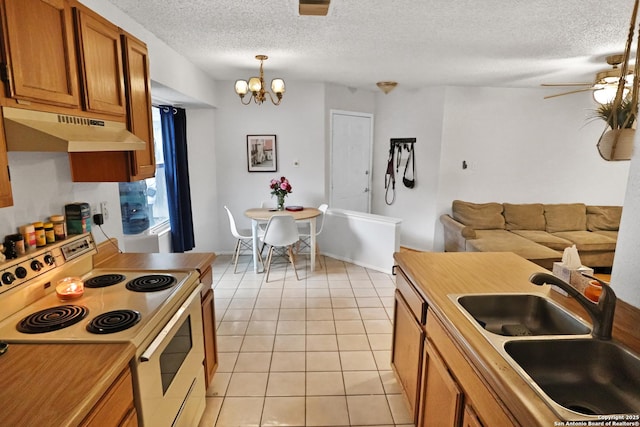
<box><xmin>55</xmin><ymin>277</ymin><xmax>84</xmax><ymax>301</ymax></box>
<box><xmin>584</xmin><ymin>280</ymin><xmax>602</xmax><ymax>303</ymax></box>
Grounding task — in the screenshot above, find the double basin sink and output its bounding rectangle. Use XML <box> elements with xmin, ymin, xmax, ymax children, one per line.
<box><xmin>450</xmin><ymin>293</ymin><xmax>640</xmax><ymax>419</ymax></box>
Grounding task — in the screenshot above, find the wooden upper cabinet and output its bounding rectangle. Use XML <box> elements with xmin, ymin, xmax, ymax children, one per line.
<box><xmin>122</xmin><ymin>33</ymin><xmax>155</xmax><ymax>180</ymax></box>
<box><xmin>73</xmin><ymin>6</ymin><xmax>126</xmax><ymax>116</ymax></box>
<box><xmin>0</xmin><ymin>0</ymin><xmax>79</xmax><ymax>107</ymax></box>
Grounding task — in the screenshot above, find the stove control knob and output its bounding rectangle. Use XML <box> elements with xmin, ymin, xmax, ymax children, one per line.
<box><xmin>43</xmin><ymin>254</ymin><xmax>55</xmax><ymax>266</ymax></box>
<box><xmin>2</xmin><ymin>272</ymin><xmax>15</xmax><ymax>285</ymax></box>
<box><xmin>30</xmin><ymin>260</ymin><xmax>43</xmax><ymax>272</ymax></box>
<box><xmin>15</xmin><ymin>267</ymin><xmax>27</xmax><ymax>279</ymax></box>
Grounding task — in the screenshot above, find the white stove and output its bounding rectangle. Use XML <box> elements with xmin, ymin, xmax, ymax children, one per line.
<box><xmin>0</xmin><ymin>234</ymin><xmax>206</xmax><ymax>426</ymax></box>
<box><xmin>0</xmin><ymin>268</ymin><xmax>196</xmax><ymax>346</ymax></box>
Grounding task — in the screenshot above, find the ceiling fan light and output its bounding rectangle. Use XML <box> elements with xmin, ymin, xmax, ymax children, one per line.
<box><xmin>235</xmin><ymin>80</ymin><xmax>249</xmax><ymax>96</ymax></box>
<box><xmin>593</xmin><ymin>86</ymin><xmax>628</xmax><ymax>104</ymax></box>
<box><xmin>248</xmin><ymin>77</ymin><xmax>262</xmax><ymax>93</ymax></box>
<box><xmin>271</xmin><ymin>78</ymin><xmax>286</xmax><ymax>94</ymax></box>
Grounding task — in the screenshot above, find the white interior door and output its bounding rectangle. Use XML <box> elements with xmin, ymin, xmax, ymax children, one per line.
<box><xmin>330</xmin><ymin>110</ymin><xmax>373</xmax><ymax>212</ymax></box>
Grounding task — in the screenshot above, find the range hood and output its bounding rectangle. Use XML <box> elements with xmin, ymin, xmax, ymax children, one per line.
<box><xmin>3</xmin><ymin>107</ymin><xmax>145</xmax><ymax>152</ymax></box>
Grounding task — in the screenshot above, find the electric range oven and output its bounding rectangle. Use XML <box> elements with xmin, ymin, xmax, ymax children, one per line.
<box><xmin>0</xmin><ymin>234</ymin><xmax>206</xmax><ymax>426</ymax></box>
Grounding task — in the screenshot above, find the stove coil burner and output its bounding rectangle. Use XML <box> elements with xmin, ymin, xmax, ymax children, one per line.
<box><xmin>17</xmin><ymin>305</ymin><xmax>89</xmax><ymax>334</ymax></box>
<box><xmin>84</xmin><ymin>274</ymin><xmax>126</xmax><ymax>288</ymax></box>
<box><xmin>86</xmin><ymin>310</ymin><xmax>141</xmax><ymax>334</ymax></box>
<box><xmin>126</xmin><ymin>274</ymin><xmax>177</xmax><ymax>292</ymax></box>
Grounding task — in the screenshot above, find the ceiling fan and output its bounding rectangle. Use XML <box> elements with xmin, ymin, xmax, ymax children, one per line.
<box><xmin>542</xmin><ymin>54</ymin><xmax>634</xmax><ymax>104</ymax></box>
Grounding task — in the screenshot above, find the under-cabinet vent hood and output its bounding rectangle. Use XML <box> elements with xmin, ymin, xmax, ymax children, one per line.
<box><xmin>3</xmin><ymin>107</ymin><xmax>145</xmax><ymax>152</ymax></box>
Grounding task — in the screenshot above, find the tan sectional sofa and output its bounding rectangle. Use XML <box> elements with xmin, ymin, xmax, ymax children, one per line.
<box><xmin>440</xmin><ymin>200</ymin><xmax>622</xmax><ymax>269</ymax></box>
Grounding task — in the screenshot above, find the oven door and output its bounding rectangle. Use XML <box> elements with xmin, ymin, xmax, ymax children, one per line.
<box><xmin>135</xmin><ymin>283</ymin><xmax>206</xmax><ymax>427</ymax></box>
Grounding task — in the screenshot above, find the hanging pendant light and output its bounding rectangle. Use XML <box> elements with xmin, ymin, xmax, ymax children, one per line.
<box><xmin>235</xmin><ymin>55</ymin><xmax>285</xmax><ymax>106</ymax></box>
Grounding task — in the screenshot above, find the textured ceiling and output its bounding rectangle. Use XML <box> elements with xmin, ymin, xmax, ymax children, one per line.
<box><xmin>107</xmin><ymin>0</ymin><xmax>636</xmax><ymax>93</ymax></box>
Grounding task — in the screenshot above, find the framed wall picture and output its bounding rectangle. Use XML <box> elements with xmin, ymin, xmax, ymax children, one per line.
<box><xmin>247</xmin><ymin>134</ymin><xmax>277</xmax><ymax>172</ymax></box>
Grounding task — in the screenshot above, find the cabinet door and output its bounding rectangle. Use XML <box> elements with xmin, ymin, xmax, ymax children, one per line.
<box><xmin>462</xmin><ymin>405</ymin><xmax>483</xmax><ymax>427</ymax></box>
<box><xmin>0</xmin><ymin>0</ymin><xmax>79</xmax><ymax>107</ymax></box>
<box><xmin>0</xmin><ymin>116</ymin><xmax>12</xmax><ymax>207</ymax></box>
<box><xmin>81</xmin><ymin>367</ymin><xmax>137</xmax><ymax>427</ymax></box>
<box><xmin>391</xmin><ymin>290</ymin><xmax>425</xmax><ymax>421</ymax></box>
<box><xmin>201</xmin><ymin>288</ymin><xmax>218</xmax><ymax>389</ymax></box>
<box><xmin>122</xmin><ymin>33</ymin><xmax>155</xmax><ymax>181</ymax></box>
<box><xmin>74</xmin><ymin>7</ymin><xmax>126</xmax><ymax>116</ymax></box>
<box><xmin>420</xmin><ymin>340</ymin><xmax>463</xmax><ymax>427</ymax></box>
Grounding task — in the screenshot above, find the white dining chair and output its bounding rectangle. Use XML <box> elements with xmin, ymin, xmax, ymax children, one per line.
<box><xmin>224</xmin><ymin>206</ymin><xmax>254</xmax><ymax>273</ymax></box>
<box><xmin>260</xmin><ymin>215</ymin><xmax>301</xmax><ymax>282</ymax></box>
<box><xmin>297</xmin><ymin>203</ymin><xmax>328</xmax><ymax>269</ymax></box>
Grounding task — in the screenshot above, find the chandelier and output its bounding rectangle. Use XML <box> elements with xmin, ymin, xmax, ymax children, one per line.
<box><xmin>234</xmin><ymin>55</ymin><xmax>285</xmax><ymax>105</ymax></box>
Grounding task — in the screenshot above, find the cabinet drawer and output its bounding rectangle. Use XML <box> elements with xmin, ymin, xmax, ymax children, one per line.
<box><xmin>396</xmin><ymin>268</ymin><xmax>427</xmax><ymax>324</ymax></box>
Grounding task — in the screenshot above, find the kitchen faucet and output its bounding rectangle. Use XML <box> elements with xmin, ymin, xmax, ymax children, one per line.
<box><xmin>528</xmin><ymin>272</ymin><xmax>617</xmax><ymax>340</ymax></box>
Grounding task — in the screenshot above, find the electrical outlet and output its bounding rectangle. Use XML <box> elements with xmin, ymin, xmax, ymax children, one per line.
<box><xmin>100</xmin><ymin>201</ymin><xmax>109</xmax><ymax>221</ymax></box>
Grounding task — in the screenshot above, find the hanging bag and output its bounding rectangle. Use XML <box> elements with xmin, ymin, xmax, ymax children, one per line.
<box><xmin>402</xmin><ymin>144</ymin><xmax>415</xmax><ymax>188</ymax></box>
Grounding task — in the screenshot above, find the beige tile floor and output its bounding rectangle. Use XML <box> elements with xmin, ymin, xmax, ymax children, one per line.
<box><xmin>198</xmin><ymin>252</ymin><xmax>415</xmax><ymax>427</ymax></box>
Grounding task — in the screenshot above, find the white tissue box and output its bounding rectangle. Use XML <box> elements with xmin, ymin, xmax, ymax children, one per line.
<box><xmin>551</xmin><ymin>262</ymin><xmax>594</xmax><ymax>295</ymax></box>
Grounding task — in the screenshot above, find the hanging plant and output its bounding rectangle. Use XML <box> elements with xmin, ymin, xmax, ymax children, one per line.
<box><xmin>595</xmin><ymin>0</ymin><xmax>640</xmax><ymax>161</ymax></box>
<box><xmin>593</xmin><ymin>97</ymin><xmax>636</xmax><ymax>130</ymax></box>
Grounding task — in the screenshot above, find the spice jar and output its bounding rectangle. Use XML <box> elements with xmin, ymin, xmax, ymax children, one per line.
<box><xmin>44</xmin><ymin>222</ymin><xmax>55</xmax><ymax>244</ymax></box>
<box><xmin>20</xmin><ymin>224</ymin><xmax>36</xmax><ymax>250</ymax></box>
<box><xmin>33</xmin><ymin>222</ymin><xmax>46</xmax><ymax>247</ymax></box>
<box><xmin>50</xmin><ymin>215</ymin><xmax>66</xmax><ymax>241</ymax></box>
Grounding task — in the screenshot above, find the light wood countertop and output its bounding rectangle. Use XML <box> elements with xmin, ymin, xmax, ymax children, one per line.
<box><xmin>94</xmin><ymin>251</ymin><xmax>216</xmax><ymax>273</ymax></box>
<box><xmin>393</xmin><ymin>251</ymin><xmax>640</xmax><ymax>426</ymax></box>
<box><xmin>0</xmin><ymin>342</ymin><xmax>135</xmax><ymax>427</ymax></box>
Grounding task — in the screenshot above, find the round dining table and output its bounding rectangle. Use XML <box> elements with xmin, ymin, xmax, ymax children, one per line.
<box><xmin>244</xmin><ymin>207</ymin><xmax>322</xmax><ymax>273</ymax></box>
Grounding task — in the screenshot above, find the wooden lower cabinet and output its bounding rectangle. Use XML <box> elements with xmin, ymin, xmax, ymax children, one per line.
<box><xmin>391</xmin><ymin>290</ymin><xmax>424</xmax><ymax>420</ymax></box>
<box><xmin>81</xmin><ymin>366</ymin><xmax>138</xmax><ymax>427</ymax></box>
<box><xmin>201</xmin><ymin>287</ymin><xmax>218</xmax><ymax>388</ymax></box>
<box><xmin>425</xmin><ymin>309</ymin><xmax>515</xmax><ymax>427</ymax></box>
<box><xmin>391</xmin><ymin>263</ymin><xmax>515</xmax><ymax>427</ymax></box>
<box><xmin>419</xmin><ymin>340</ymin><xmax>463</xmax><ymax>426</ymax></box>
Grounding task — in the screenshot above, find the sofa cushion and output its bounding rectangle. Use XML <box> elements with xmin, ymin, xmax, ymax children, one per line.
<box><xmin>510</xmin><ymin>230</ymin><xmax>573</xmax><ymax>251</ymax></box>
<box><xmin>466</xmin><ymin>230</ymin><xmax>562</xmax><ymax>268</ymax></box>
<box><xmin>452</xmin><ymin>200</ymin><xmax>505</xmax><ymax>230</ymax></box>
<box><xmin>551</xmin><ymin>230</ymin><xmax>617</xmax><ymax>252</ymax></box>
<box><xmin>592</xmin><ymin>230</ymin><xmax>618</xmax><ymax>241</ymax></box>
<box><xmin>503</xmin><ymin>203</ymin><xmax>546</xmax><ymax>230</ymax></box>
<box><xmin>544</xmin><ymin>204</ymin><xmax>587</xmax><ymax>233</ymax></box>
<box><xmin>587</xmin><ymin>206</ymin><xmax>622</xmax><ymax>231</ymax></box>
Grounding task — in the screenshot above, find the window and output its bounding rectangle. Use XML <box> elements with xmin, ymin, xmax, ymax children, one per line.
<box><xmin>119</xmin><ymin>106</ymin><xmax>169</xmax><ymax>234</ymax></box>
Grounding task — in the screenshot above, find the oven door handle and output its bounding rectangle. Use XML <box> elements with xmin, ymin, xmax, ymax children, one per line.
<box><xmin>140</xmin><ymin>282</ymin><xmax>203</xmax><ymax>362</ymax></box>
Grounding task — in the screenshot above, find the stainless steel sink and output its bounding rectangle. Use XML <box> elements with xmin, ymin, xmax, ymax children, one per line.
<box><xmin>504</xmin><ymin>339</ymin><xmax>640</xmax><ymax>416</ymax></box>
<box><xmin>455</xmin><ymin>293</ymin><xmax>591</xmax><ymax>336</ymax></box>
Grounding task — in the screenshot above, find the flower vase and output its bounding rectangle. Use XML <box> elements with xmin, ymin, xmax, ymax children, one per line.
<box><xmin>277</xmin><ymin>195</ymin><xmax>285</xmax><ymax>211</ymax></box>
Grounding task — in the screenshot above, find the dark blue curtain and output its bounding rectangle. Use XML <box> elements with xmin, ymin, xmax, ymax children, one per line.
<box><xmin>160</xmin><ymin>106</ymin><xmax>195</xmax><ymax>252</ymax></box>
